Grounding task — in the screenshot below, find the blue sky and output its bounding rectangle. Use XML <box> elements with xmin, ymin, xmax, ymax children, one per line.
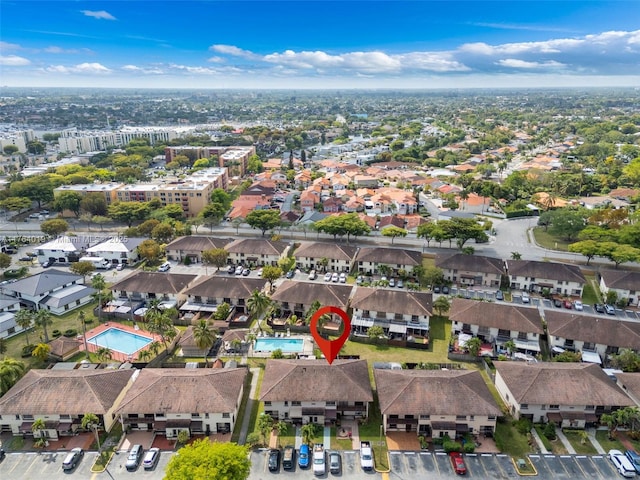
<box><xmin>1</xmin><ymin>1</ymin><xmax>639</xmax><ymax>88</ymax></box>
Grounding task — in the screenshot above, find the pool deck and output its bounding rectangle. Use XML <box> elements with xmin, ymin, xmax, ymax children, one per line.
<box><xmin>249</xmin><ymin>333</ymin><xmax>315</xmax><ymax>358</ymax></box>
<box><xmin>80</xmin><ymin>322</ymin><xmax>163</xmax><ymax>362</ymax></box>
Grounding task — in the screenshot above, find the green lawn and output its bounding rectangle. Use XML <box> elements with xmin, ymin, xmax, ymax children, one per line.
<box><xmin>231</xmin><ymin>370</ymin><xmax>254</xmax><ymax>443</ymax></box>
<box><xmin>275</xmin><ymin>423</ymin><xmax>296</xmax><ymax>448</ymax></box>
<box><xmin>563</xmin><ymin>430</ymin><xmax>597</xmax><ymax>455</ymax></box>
<box><xmin>533</xmin><ymin>425</ymin><xmax>553</xmax><ymax>452</ymax></box>
<box><xmin>595</xmin><ymin>430</ymin><xmax>624</xmax><ymax>451</ymax></box>
<box><xmin>532</xmin><ymin>227</ymin><xmax>572</xmax><ymax>251</ymax></box>
<box><xmin>582</xmin><ymin>274</ymin><xmax>601</xmax><ymax>305</ymax></box>
<box><xmin>331</xmin><ymin>427</ymin><xmax>353</xmax><ymax>450</ymax></box>
<box><xmin>357</xmin><ymin>395</ymin><xmax>389</xmax><ymax>471</ymax></box>
<box><xmin>494</xmin><ymin>420</ymin><xmax>534</xmax><ymax>458</ymax></box>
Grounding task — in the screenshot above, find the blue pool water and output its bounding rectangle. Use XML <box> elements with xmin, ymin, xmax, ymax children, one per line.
<box><xmin>87</xmin><ymin>328</ymin><xmax>152</xmax><ymax>355</ymax></box>
<box><xmin>254</xmin><ymin>338</ymin><xmax>304</xmax><ymax>353</ymax></box>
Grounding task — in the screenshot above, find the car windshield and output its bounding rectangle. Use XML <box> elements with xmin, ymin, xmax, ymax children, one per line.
<box><xmin>314</xmin><ymin>458</ymin><xmax>323</xmax><ymax>464</ymax></box>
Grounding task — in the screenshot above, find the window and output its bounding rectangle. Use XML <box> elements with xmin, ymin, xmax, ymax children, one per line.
<box><xmin>222</xmin><ymin>413</ymin><xmax>230</xmax><ymax>418</ymax></box>
<box><xmin>456</xmin><ymin>415</ymin><xmax>466</xmax><ymax>420</ymax></box>
<box><xmin>586</xmin><ymin>405</ymin><xmax>595</xmax><ymax>410</ymax></box>
<box><xmin>191</xmin><ymin>413</ymin><xmax>200</xmax><ymax>418</ymax></box>
<box><xmin>326</xmin><ymin>401</ymin><xmax>335</xmax><ymax>406</ymax></box>
<box><xmin>292</xmin><ymin>401</ymin><xmax>301</xmax><ymax>406</ymax></box>
<box><xmin>521</xmin><ymin>404</ymin><xmax>528</xmax><ymax>410</ymax></box>
<box><xmin>419</xmin><ymin>414</ymin><xmax>430</xmax><ymax>420</ymax></box>
<box><xmin>549</xmin><ymin>405</ymin><xmax>559</xmax><ymax>410</ymax></box>
<box><xmin>264</xmin><ymin>401</ymin><xmax>272</xmax><ymax>406</ymax></box>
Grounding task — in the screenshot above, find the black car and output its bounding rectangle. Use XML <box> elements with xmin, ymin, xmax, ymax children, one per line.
<box><xmin>268</xmin><ymin>449</ymin><xmax>281</xmax><ymax>472</ymax></box>
<box><xmin>442</xmin><ymin>286</ymin><xmax>450</xmax><ymax>295</ymax></box>
<box><xmin>0</xmin><ymin>448</ymin><xmax>5</xmax><ymax>462</ymax></box>
<box><xmin>594</xmin><ymin>303</ymin><xmax>606</xmax><ymax>314</ymax></box>
<box><xmin>553</xmin><ymin>298</ymin><xmax>563</xmax><ymax>308</ymax></box>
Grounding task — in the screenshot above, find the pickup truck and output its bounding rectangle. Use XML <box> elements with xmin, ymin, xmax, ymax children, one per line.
<box><xmin>313</xmin><ymin>443</ymin><xmax>325</xmax><ymax>476</ymax></box>
<box><xmin>360</xmin><ymin>441</ymin><xmax>373</xmax><ymax>471</ymax></box>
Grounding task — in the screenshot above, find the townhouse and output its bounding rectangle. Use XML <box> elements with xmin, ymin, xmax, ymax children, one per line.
<box><xmin>435</xmin><ymin>253</ymin><xmax>505</xmax><ymax>288</ymax></box>
<box><xmin>165</xmin><ymin>236</ymin><xmax>232</xmax><ymax>263</ymax></box>
<box><xmin>36</xmin><ymin>236</ymin><xmax>93</xmax><ymax>266</ymax></box>
<box><xmin>355</xmin><ymin>247</ymin><xmax>422</xmax><ymax>276</ymax></box>
<box><xmin>293</xmin><ymin>242</ymin><xmax>358</xmax><ymax>273</ymax></box>
<box><xmin>225</xmin><ymin>238</ymin><xmax>289</xmax><ymax>267</ymax></box>
<box><xmin>505</xmin><ymin>259</ymin><xmax>586</xmax><ymax>297</ymax></box>
<box><xmin>598</xmin><ymin>269</ymin><xmax>640</xmax><ymax>307</ymax></box>
<box><xmin>270</xmin><ymin>281</ymin><xmax>353</xmax><ymax>319</ymax></box>
<box><xmin>84</xmin><ymin>237</ymin><xmax>145</xmax><ymax>267</ymax></box>
<box><xmin>181</xmin><ymin>276</ymin><xmax>268</xmax><ymax>316</ymax></box>
<box><xmin>110</xmin><ymin>272</ymin><xmax>198</xmax><ymax>304</ymax></box>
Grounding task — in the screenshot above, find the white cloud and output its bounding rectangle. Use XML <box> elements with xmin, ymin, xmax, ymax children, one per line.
<box><xmin>0</xmin><ymin>55</ymin><xmax>30</xmax><ymax>66</ymax></box>
<box><xmin>207</xmin><ymin>56</ymin><xmax>225</xmax><ymax>63</ymax></box>
<box><xmin>45</xmin><ymin>62</ymin><xmax>111</xmax><ymax>74</ymax></box>
<box><xmin>209</xmin><ymin>44</ymin><xmax>257</xmax><ymax>59</ymax></box>
<box><xmin>497</xmin><ymin>59</ymin><xmax>565</xmax><ymax>69</ymax></box>
<box><xmin>81</xmin><ymin>10</ymin><xmax>116</xmax><ymax>20</ymax></box>
<box><xmin>0</xmin><ymin>41</ymin><xmax>21</xmax><ymax>51</ymax></box>
<box><xmin>43</xmin><ymin>46</ymin><xmax>88</xmax><ymax>54</ymax></box>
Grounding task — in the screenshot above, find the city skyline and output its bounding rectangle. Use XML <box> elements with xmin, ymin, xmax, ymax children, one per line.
<box><xmin>1</xmin><ymin>1</ymin><xmax>639</xmax><ymax>89</ymax></box>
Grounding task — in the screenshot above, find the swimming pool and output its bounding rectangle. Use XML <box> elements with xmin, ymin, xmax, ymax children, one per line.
<box><xmin>254</xmin><ymin>338</ymin><xmax>304</xmax><ymax>353</ymax></box>
<box><xmin>87</xmin><ymin>327</ymin><xmax>152</xmax><ymax>355</ymax></box>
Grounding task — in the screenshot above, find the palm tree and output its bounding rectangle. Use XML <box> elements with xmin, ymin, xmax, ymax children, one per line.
<box><xmin>275</xmin><ymin>421</ymin><xmax>288</xmax><ymax>447</ymax></box>
<box><xmin>301</xmin><ymin>423</ymin><xmax>319</xmax><ymax>446</ymax></box>
<box><xmin>78</xmin><ymin>311</ymin><xmax>89</xmax><ymax>358</ymax></box>
<box><xmin>193</xmin><ymin>319</ymin><xmax>216</xmax><ymax>365</ymax></box>
<box><xmin>465</xmin><ymin>337</ymin><xmax>482</xmax><ymax>357</ymax></box>
<box><xmin>504</xmin><ymin>339</ymin><xmax>516</xmax><ymax>356</ymax></box>
<box><xmin>91</xmin><ymin>274</ymin><xmax>106</xmax><ymax>322</ymax></box>
<box><xmin>96</xmin><ymin>347</ymin><xmax>112</xmax><ymax>363</ymax></box>
<box><xmin>137</xmin><ymin>349</ymin><xmax>152</xmax><ymax>362</ymax></box>
<box><xmin>247</xmin><ymin>289</ymin><xmax>271</xmax><ymax>321</ymax></box>
<box><xmin>14</xmin><ymin>309</ymin><xmax>34</xmax><ymax>346</ymax></box>
<box><xmin>257</xmin><ymin>413</ymin><xmax>274</xmax><ymax>445</ymax></box>
<box><xmin>34</xmin><ymin>309</ymin><xmax>53</xmax><ymax>343</ymax></box>
<box><xmin>32</xmin><ymin>343</ymin><xmax>51</xmax><ymax>362</ymax></box>
<box><xmin>82</xmin><ymin>413</ymin><xmax>101</xmax><ymax>450</ymax></box>
<box><xmin>0</xmin><ymin>357</ymin><xmax>26</xmax><ymax>395</ymax></box>
<box><xmin>148</xmin><ymin>341</ymin><xmax>162</xmax><ymax>356</ymax></box>
<box><xmin>32</xmin><ymin>418</ymin><xmax>46</xmax><ymax>443</ymax></box>
<box><xmin>433</xmin><ymin>296</ymin><xmax>451</xmax><ymax>316</ymax></box>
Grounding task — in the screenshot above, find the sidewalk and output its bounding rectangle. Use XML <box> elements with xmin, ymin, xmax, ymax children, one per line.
<box><xmin>586</xmin><ymin>428</ymin><xmax>606</xmax><ymax>454</ymax></box>
<box><xmin>530</xmin><ymin>428</ymin><xmax>549</xmax><ymax>454</ymax></box>
<box><xmin>237</xmin><ymin>367</ymin><xmax>261</xmax><ymax>445</ymax></box>
<box><xmin>555</xmin><ymin>429</ymin><xmax>576</xmax><ymax>454</ymax></box>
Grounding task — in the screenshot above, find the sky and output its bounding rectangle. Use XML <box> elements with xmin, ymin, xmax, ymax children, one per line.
<box><xmin>1</xmin><ymin>0</ymin><xmax>639</xmax><ymax>89</ymax></box>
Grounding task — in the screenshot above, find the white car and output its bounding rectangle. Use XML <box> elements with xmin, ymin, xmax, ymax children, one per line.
<box><xmin>339</xmin><ymin>272</ymin><xmax>346</xmax><ymax>283</ymax></box>
<box><xmin>573</xmin><ymin>300</ymin><xmax>583</xmax><ymax>311</ymax></box>
<box><xmin>521</xmin><ymin>292</ymin><xmax>530</xmax><ymax>303</ymax></box>
<box><xmin>235</xmin><ymin>265</ymin><xmax>244</xmax><ymax>275</ymax></box>
<box><xmin>324</xmin><ymin>272</ymin><xmax>332</xmax><ymax>282</ymax></box>
<box><xmin>608</xmin><ymin>449</ymin><xmax>637</xmax><ymax>478</ymax></box>
<box><xmin>331</xmin><ymin>272</ymin><xmax>339</xmax><ymax>283</ymax></box>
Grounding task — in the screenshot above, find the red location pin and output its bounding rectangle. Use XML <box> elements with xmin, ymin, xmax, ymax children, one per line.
<box><xmin>309</xmin><ymin>306</ymin><xmax>351</xmax><ymax>365</ymax></box>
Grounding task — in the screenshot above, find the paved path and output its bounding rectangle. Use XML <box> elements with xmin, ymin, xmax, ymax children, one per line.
<box><xmin>295</xmin><ymin>426</ymin><xmax>302</xmax><ymax>448</ymax></box>
<box><xmin>555</xmin><ymin>429</ymin><xmax>576</xmax><ymax>454</ymax></box>
<box><xmin>238</xmin><ymin>367</ymin><xmax>261</xmax><ymax>445</ymax></box>
<box><xmin>587</xmin><ymin>428</ymin><xmax>606</xmax><ymax>454</ymax></box>
<box><xmin>530</xmin><ymin>428</ymin><xmax>549</xmax><ymax>454</ymax></box>
<box><xmin>324</xmin><ymin>426</ymin><xmax>331</xmax><ymax>449</ymax></box>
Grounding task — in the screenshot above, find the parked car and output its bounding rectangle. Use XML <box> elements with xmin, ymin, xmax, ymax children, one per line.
<box><xmin>62</xmin><ymin>448</ymin><xmax>83</xmax><ymax>471</ymax></box>
<box><xmin>594</xmin><ymin>303</ymin><xmax>606</xmax><ymax>314</ymax></box>
<box><xmin>573</xmin><ymin>300</ymin><xmax>583</xmax><ymax>311</ymax></box>
<box><xmin>389</xmin><ymin>278</ymin><xmax>395</xmax><ymax>287</ymax></box>
<box><xmin>286</xmin><ymin>270</ymin><xmax>295</xmax><ymax>279</ymax></box>
<box><xmin>268</xmin><ymin>449</ymin><xmax>281</xmax><ymax>472</ymax></box>
<box><xmin>563</xmin><ymin>300</ymin><xmax>573</xmax><ymax>309</ymax></box>
<box><xmin>609</xmin><ymin>449</ymin><xmax>637</xmax><ymax>478</ymax></box>
<box><xmin>521</xmin><ymin>292</ymin><xmax>530</xmax><ymax>303</ymax></box>
<box><xmin>158</xmin><ymin>262</ymin><xmax>171</xmax><ymax>272</ymax></box>
<box><xmin>41</xmin><ymin>261</ymin><xmax>51</xmax><ymax>268</ymax></box>
<box><xmin>553</xmin><ymin>298</ymin><xmax>563</xmax><ymax>308</ymax></box>
<box><xmin>605</xmin><ymin>304</ymin><xmax>616</xmax><ymax>315</ymax></box>
<box><xmin>308</xmin><ymin>270</ymin><xmax>317</xmax><ymax>280</ymax></box>
<box><xmin>324</xmin><ymin>272</ymin><xmax>332</xmax><ymax>282</ymax></box>
<box><xmin>298</xmin><ymin>444</ymin><xmax>310</xmax><ymax>469</ymax></box>
<box><xmin>433</xmin><ymin>286</ymin><xmax>441</xmax><ymax>293</ymax></box>
<box><xmin>242</xmin><ymin>268</ymin><xmax>251</xmax><ymax>276</ymax></box>
<box><xmin>450</xmin><ymin>451</ymin><xmax>467</xmax><ymax>475</ymax></box>
<box><xmin>143</xmin><ymin>447</ymin><xmax>160</xmax><ymax>471</ymax></box>
<box><xmin>329</xmin><ymin>451</ymin><xmax>341</xmax><ymax>474</ymax></box>
<box><xmin>339</xmin><ymin>272</ymin><xmax>347</xmax><ymax>283</ymax></box>
<box><xmin>626</xmin><ymin>450</ymin><xmax>640</xmax><ymax>474</ymax></box>
<box><xmin>397</xmin><ymin>279</ymin><xmax>404</xmax><ymax>288</ymax></box>
<box><xmin>0</xmin><ymin>448</ymin><xmax>5</xmax><ymax>462</ymax></box>
<box><xmin>228</xmin><ymin>265</ymin><xmax>236</xmax><ymax>274</ymax></box>
<box><xmin>331</xmin><ymin>272</ymin><xmax>339</xmax><ymax>282</ymax></box>
<box><xmin>442</xmin><ymin>286</ymin><xmax>450</xmax><ymax>295</ymax></box>
<box><xmin>356</xmin><ymin>275</ymin><xmax>363</xmax><ymax>285</ymax></box>
<box><xmin>495</xmin><ymin>290</ymin><xmax>504</xmax><ymax>301</ymax></box>
<box><xmin>257</xmin><ymin>267</ymin><xmax>263</xmax><ymax>277</ymax></box>
<box><xmin>235</xmin><ymin>265</ymin><xmax>244</xmax><ymax>275</ymax></box>
<box><xmin>125</xmin><ymin>444</ymin><xmax>144</xmax><ymax>471</ymax></box>
<box><xmin>18</xmin><ymin>256</ymin><xmax>32</xmax><ymax>262</ymax></box>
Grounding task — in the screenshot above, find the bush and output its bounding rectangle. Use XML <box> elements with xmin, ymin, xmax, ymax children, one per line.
<box><xmin>543</xmin><ymin>421</ymin><xmax>556</xmax><ymax>440</ymax></box>
<box><xmin>21</xmin><ymin>344</ymin><xmax>36</xmax><ymax>357</ymax></box>
<box><xmin>432</xmin><ymin>437</ymin><xmax>444</xmax><ymax>446</ymax></box>
<box><xmin>63</xmin><ymin>328</ymin><xmax>78</xmax><ymax>338</ymax></box>
<box><xmin>463</xmin><ymin>442</ymin><xmax>476</xmax><ymax>453</ymax></box>
<box><xmin>52</xmin><ymin>329</ymin><xmax>62</xmax><ymax>338</ymax></box>
<box><xmin>83</xmin><ymin>317</ymin><xmax>94</xmax><ymax>325</ymax></box>
<box><xmin>184</xmin><ymin>256</ymin><xmax>192</xmax><ymax>266</ymax></box>
<box><xmin>443</xmin><ymin>440</ymin><xmax>462</xmax><ymax>452</ymax></box>
<box><xmin>3</xmin><ymin>267</ymin><xmax>28</xmax><ymax>279</ymax></box>
<box><xmin>514</xmin><ymin>418</ymin><xmax>533</xmax><ymax>435</ymax></box>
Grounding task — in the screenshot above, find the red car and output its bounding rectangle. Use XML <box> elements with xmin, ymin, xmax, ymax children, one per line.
<box><xmin>563</xmin><ymin>300</ymin><xmax>572</xmax><ymax>309</ymax></box>
<box><xmin>450</xmin><ymin>452</ymin><xmax>467</xmax><ymax>475</ymax></box>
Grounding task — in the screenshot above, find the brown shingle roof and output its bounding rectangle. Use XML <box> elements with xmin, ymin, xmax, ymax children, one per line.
<box><xmin>184</xmin><ymin>276</ymin><xmax>267</xmax><ymax>298</ymax></box>
<box><xmin>0</xmin><ymin>369</ymin><xmax>135</xmax><ymax>415</ymax></box>
<box><xmin>270</xmin><ymin>281</ymin><xmax>353</xmax><ymax>309</ymax></box>
<box><xmin>545</xmin><ymin>310</ymin><xmax>640</xmax><ymax>349</ymax></box>
<box><xmin>494</xmin><ymin>361</ymin><xmax>633</xmax><ymax>406</ymax></box>
<box><xmin>260</xmin><ymin>359</ymin><xmax>373</xmax><ymax>402</ymax></box>
<box><xmin>615</xmin><ymin>372</ymin><xmax>640</xmax><ymax>404</ymax></box>
<box><xmin>115</xmin><ymin>368</ymin><xmax>247</xmax><ymax>415</ymax></box>
<box><xmin>506</xmin><ymin>259</ymin><xmax>586</xmax><ymax>284</ymax></box>
<box><xmin>374</xmin><ymin>369</ymin><xmax>500</xmax><ymax>416</ymax></box>
<box><xmin>449</xmin><ymin>298</ymin><xmax>543</xmax><ymax>334</ymax></box>
<box><xmin>48</xmin><ymin>336</ymin><xmax>81</xmax><ymax>358</ymax></box>
<box><xmin>111</xmin><ymin>272</ymin><xmax>198</xmax><ymax>295</ymax></box>
<box><xmin>351</xmin><ymin>287</ymin><xmax>432</xmax><ymax>316</ymax></box>
<box><xmin>355</xmin><ymin>247</ymin><xmax>422</xmax><ymax>266</ymax></box>
<box><xmin>599</xmin><ymin>269</ymin><xmax>640</xmax><ymax>292</ymax></box>
<box><xmin>225</xmin><ymin>238</ymin><xmax>288</xmax><ymax>256</ymax></box>
<box><xmin>294</xmin><ymin>242</ymin><xmax>358</xmax><ymax>262</ymax></box>
<box><xmin>435</xmin><ymin>253</ymin><xmax>504</xmax><ymax>275</ymax></box>
<box><xmin>165</xmin><ymin>236</ymin><xmax>232</xmax><ymax>252</ymax></box>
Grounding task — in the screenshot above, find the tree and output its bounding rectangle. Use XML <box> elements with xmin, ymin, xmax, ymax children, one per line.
<box><xmin>3</xmin><ymin>145</ymin><xmax>18</xmax><ymax>155</ymax></box>
<box><xmin>367</xmin><ymin>325</ymin><xmax>385</xmax><ymax>339</ymax></box>
<box><xmin>0</xmin><ymin>252</ymin><xmax>11</xmax><ymax>269</ymax></box>
<box><xmin>80</xmin><ymin>192</ymin><xmax>108</xmax><ymax>216</ymax></box>
<box><xmin>261</xmin><ymin>265</ymin><xmax>282</xmax><ymax>292</ymax></box>
<box><xmin>201</xmin><ymin>248</ymin><xmax>228</xmax><ymax>272</ymax></box>
<box><xmin>275</xmin><ymin>421</ymin><xmax>288</xmax><ymax>447</ymax></box>
<box><xmin>504</xmin><ymin>339</ymin><xmax>516</xmax><ymax>355</ymax></box>
<box><xmin>14</xmin><ymin>310</ymin><xmax>33</xmax><ymax>346</ymax></box>
<box><xmin>32</xmin><ymin>342</ymin><xmax>51</xmax><ymax>362</ymax></box>
<box><xmin>603</xmin><ymin>244</ymin><xmax>640</xmax><ymax>269</ymax></box>
<box><xmin>257</xmin><ymin>413</ymin><xmax>274</xmax><ymax>445</ymax></box>
<box><xmin>92</xmin><ymin>215</ymin><xmax>111</xmax><ymax>231</ymax></box>
<box><xmin>81</xmin><ymin>413</ymin><xmax>102</xmax><ymax>450</ymax></box>
<box><xmin>245</xmin><ymin>209</ymin><xmax>281</xmax><ymax>236</ymax></box>
<box><xmin>433</xmin><ymin>296</ymin><xmax>451</xmax><ymax>316</ymax></box>
<box><xmin>568</xmin><ymin>240</ymin><xmax>600</xmax><ymax>265</ymax></box>
<box><xmin>210</xmin><ymin>188</ymin><xmax>232</xmax><ymax>210</ymax></box>
<box><xmin>40</xmin><ymin>218</ymin><xmax>69</xmax><ymax>237</ymax></box>
<box><xmin>138</xmin><ymin>219</ymin><xmax>161</xmax><ymax>236</ymax></box>
<box><xmin>70</xmin><ymin>261</ymin><xmax>96</xmax><ymax>280</ymax></box>
<box><xmin>91</xmin><ymin>273</ymin><xmax>107</xmax><ymax>322</ymax></box>
<box><xmin>151</xmin><ymin>222</ymin><xmax>174</xmax><ymax>243</ymax></box>
<box><xmin>164</xmin><ymin>439</ymin><xmax>250</xmax><ymax>480</ymax></box>
<box><xmin>108</xmin><ymin>201</ymin><xmax>150</xmax><ymax>227</ymax></box>
<box><xmin>138</xmin><ymin>239</ymin><xmax>162</xmax><ymax>263</ymax></box>
<box><xmin>423</xmin><ymin>266</ymin><xmax>444</xmax><ymax>288</ymax></box>
<box><xmin>193</xmin><ymin>319</ymin><xmax>216</xmax><ymax>365</ymax></box>
<box><xmin>465</xmin><ymin>337</ymin><xmax>482</xmax><ymax>357</ymax></box>
<box><xmin>200</xmin><ymin>203</ymin><xmax>227</xmax><ymax>230</ymax></box>
<box><xmin>0</xmin><ymin>357</ymin><xmax>26</xmax><ymax>395</ymax></box>
<box><xmin>611</xmin><ymin>349</ymin><xmax>640</xmax><ymax>372</ymax></box>
<box><xmin>32</xmin><ymin>418</ymin><xmax>46</xmax><ymax>442</ymax></box>
<box><xmin>34</xmin><ymin>309</ymin><xmax>53</xmax><ymax>343</ymax></box>
<box><xmin>247</xmin><ymin>289</ymin><xmax>271</xmax><ymax>320</ymax></box>
<box><xmin>381</xmin><ymin>226</ymin><xmax>408</xmax><ymax>244</ymax></box>
<box><xmin>548</xmin><ymin>209</ymin><xmax>586</xmax><ymax>241</ymax></box>
<box><xmin>301</xmin><ymin>423</ymin><xmax>320</xmax><ymax>446</ymax></box>
<box><xmin>53</xmin><ymin>191</ymin><xmax>83</xmax><ymax>217</ymax></box>
<box><xmin>9</xmin><ymin>176</ymin><xmax>53</xmax><ymax>208</ymax></box>
<box><xmin>0</xmin><ymin>196</ymin><xmax>31</xmax><ymax>213</ymax></box>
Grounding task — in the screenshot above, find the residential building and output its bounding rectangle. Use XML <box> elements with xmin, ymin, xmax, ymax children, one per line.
<box><xmin>449</xmin><ymin>299</ymin><xmax>543</xmax><ymax>354</ymax></box>
<box><xmin>181</xmin><ymin>276</ymin><xmax>267</xmax><ymax>315</ymax></box>
<box><xmin>435</xmin><ymin>253</ymin><xmax>504</xmax><ymax>287</ymax></box>
<box><xmin>36</xmin><ymin>236</ymin><xmax>93</xmax><ymax>265</ymax></box>
<box><xmin>545</xmin><ymin>311</ymin><xmax>640</xmax><ymax>363</ymax></box>
<box><xmin>115</xmin><ymin>368</ymin><xmax>247</xmax><ymax>437</ymax></box>
<box><xmin>110</xmin><ymin>272</ymin><xmax>198</xmax><ymax>304</ymax></box>
<box><xmin>260</xmin><ymin>359</ymin><xmax>373</xmax><ymax>424</ymax></box>
<box><xmin>598</xmin><ymin>270</ymin><xmax>640</xmax><ymax>307</ymax></box>
<box><xmin>350</xmin><ymin>287</ymin><xmax>431</xmax><ymax>338</ymax></box>
<box><xmin>164</xmin><ymin>146</ymin><xmax>255</xmax><ymax>177</ymax></box>
<box><xmin>0</xmin><ymin>294</ymin><xmax>22</xmax><ymax>339</ymax></box>
<box><xmin>85</xmin><ymin>237</ymin><xmax>145</xmax><ymax>266</ymax></box>
<box><xmin>355</xmin><ymin>247</ymin><xmax>422</xmax><ymax>276</ymax></box>
<box><xmin>494</xmin><ymin>362</ymin><xmax>634</xmax><ymax>428</ymax></box>
<box><xmin>505</xmin><ymin>259</ymin><xmax>586</xmax><ymax>297</ymax></box>
<box><xmin>165</xmin><ymin>236</ymin><xmax>232</xmax><ymax>263</ymax></box>
<box><xmin>615</xmin><ymin>373</ymin><xmax>640</xmax><ymax>406</ymax></box>
<box><xmin>0</xmin><ymin>369</ymin><xmax>136</xmax><ymax>440</ymax></box>
<box><xmin>1</xmin><ymin>270</ymin><xmax>95</xmax><ymax>315</ymax></box>
<box><xmin>293</xmin><ymin>242</ymin><xmax>358</xmax><ymax>273</ymax></box>
<box><xmin>225</xmin><ymin>239</ymin><xmax>289</xmax><ymax>267</ymax></box>
<box><xmin>270</xmin><ymin>281</ymin><xmax>353</xmax><ymax>318</ymax></box>
<box><xmin>54</xmin><ymin>183</ymin><xmax>124</xmax><ymax>205</ymax></box>
<box><xmin>375</xmin><ymin>369</ymin><xmax>500</xmax><ymax>437</ymax></box>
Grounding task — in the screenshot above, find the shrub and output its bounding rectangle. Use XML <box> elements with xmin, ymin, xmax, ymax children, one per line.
<box><xmin>443</xmin><ymin>440</ymin><xmax>462</xmax><ymax>453</ymax></box>
<box><xmin>432</xmin><ymin>437</ymin><xmax>444</xmax><ymax>446</ymax></box>
<box><xmin>543</xmin><ymin>421</ymin><xmax>556</xmax><ymax>440</ymax></box>
<box><xmin>83</xmin><ymin>317</ymin><xmax>94</xmax><ymax>324</ymax></box>
<box><xmin>514</xmin><ymin>418</ymin><xmax>533</xmax><ymax>435</ymax></box>
<box><xmin>3</xmin><ymin>267</ymin><xmax>28</xmax><ymax>279</ymax></box>
<box><xmin>52</xmin><ymin>329</ymin><xmax>62</xmax><ymax>338</ymax></box>
<box><xmin>184</xmin><ymin>256</ymin><xmax>192</xmax><ymax>266</ymax></box>
<box><xmin>63</xmin><ymin>328</ymin><xmax>78</xmax><ymax>338</ymax></box>
<box><xmin>21</xmin><ymin>344</ymin><xmax>36</xmax><ymax>357</ymax></box>
<box><xmin>463</xmin><ymin>442</ymin><xmax>476</xmax><ymax>453</ymax></box>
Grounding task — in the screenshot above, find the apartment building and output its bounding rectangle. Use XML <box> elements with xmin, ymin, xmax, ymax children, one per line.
<box><xmin>164</xmin><ymin>146</ymin><xmax>255</xmax><ymax>176</ymax></box>
<box><xmin>54</xmin><ymin>183</ymin><xmax>124</xmax><ymax>205</ymax></box>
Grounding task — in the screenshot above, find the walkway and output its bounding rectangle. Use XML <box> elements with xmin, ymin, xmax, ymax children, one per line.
<box><xmin>237</xmin><ymin>367</ymin><xmax>261</xmax><ymax>445</ymax></box>
<box><xmin>323</xmin><ymin>426</ymin><xmax>330</xmax><ymax>449</ymax></box>
<box><xmin>530</xmin><ymin>428</ymin><xmax>549</xmax><ymax>454</ymax></box>
<box><xmin>555</xmin><ymin>429</ymin><xmax>576</xmax><ymax>454</ymax></box>
<box><xmin>587</xmin><ymin>428</ymin><xmax>606</xmax><ymax>455</ymax></box>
